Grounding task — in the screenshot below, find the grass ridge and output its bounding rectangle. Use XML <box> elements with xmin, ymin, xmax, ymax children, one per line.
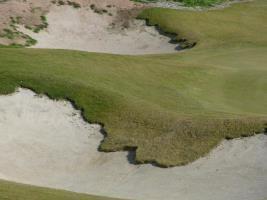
<box><xmin>0</xmin><ymin>179</ymin><xmax>123</xmax><ymax>200</ymax></box>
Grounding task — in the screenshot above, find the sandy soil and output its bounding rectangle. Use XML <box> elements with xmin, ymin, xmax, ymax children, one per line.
<box><xmin>0</xmin><ymin>88</ymin><xmax>266</xmax><ymax>200</ymax></box>
<box><xmin>0</xmin><ymin>0</ymin><xmax>52</xmax><ymax>45</ymax></box>
<box><xmin>1</xmin><ymin>0</ymin><xmax>178</xmax><ymax>54</ymax></box>
<box><xmin>18</xmin><ymin>5</ymin><xmax>178</xmax><ymax>55</ymax></box>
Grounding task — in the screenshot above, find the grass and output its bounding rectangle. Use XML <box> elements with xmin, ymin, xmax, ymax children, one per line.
<box><xmin>0</xmin><ymin>179</ymin><xmax>123</xmax><ymax>200</ymax></box>
<box><xmin>0</xmin><ymin>15</ymin><xmax>37</xmax><ymax>47</ymax></box>
<box><xmin>133</xmin><ymin>0</ymin><xmax>226</xmax><ymax>7</ymax></box>
<box><xmin>0</xmin><ymin>28</ymin><xmax>37</xmax><ymax>47</ymax></box>
<box><xmin>32</xmin><ymin>15</ymin><xmax>48</xmax><ymax>33</ymax></box>
<box><xmin>0</xmin><ymin>0</ymin><xmax>266</xmax><ymax>167</ymax></box>
<box><xmin>51</xmin><ymin>0</ymin><xmax>81</xmax><ymax>8</ymax></box>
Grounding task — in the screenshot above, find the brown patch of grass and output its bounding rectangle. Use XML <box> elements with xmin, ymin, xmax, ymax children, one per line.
<box><xmin>100</xmin><ymin>117</ymin><xmax>266</xmax><ymax>167</ymax></box>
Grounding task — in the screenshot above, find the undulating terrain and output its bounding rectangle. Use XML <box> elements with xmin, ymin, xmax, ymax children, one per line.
<box><xmin>0</xmin><ymin>0</ymin><xmax>266</xmax><ymax>199</ymax></box>
<box><xmin>0</xmin><ymin>88</ymin><xmax>266</xmax><ymax>200</ymax></box>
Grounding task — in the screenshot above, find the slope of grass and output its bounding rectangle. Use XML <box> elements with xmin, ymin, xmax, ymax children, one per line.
<box><xmin>0</xmin><ymin>0</ymin><xmax>266</xmax><ymax>167</ymax></box>
<box><xmin>0</xmin><ymin>179</ymin><xmax>122</xmax><ymax>200</ymax></box>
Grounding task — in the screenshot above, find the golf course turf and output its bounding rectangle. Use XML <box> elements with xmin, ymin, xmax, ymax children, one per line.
<box><xmin>0</xmin><ymin>0</ymin><xmax>266</xmax><ymax>168</ymax></box>
<box><xmin>0</xmin><ymin>179</ymin><xmax>123</xmax><ymax>200</ymax></box>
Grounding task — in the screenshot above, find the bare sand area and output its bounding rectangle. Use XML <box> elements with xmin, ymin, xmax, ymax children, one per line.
<box><xmin>0</xmin><ymin>88</ymin><xmax>266</xmax><ymax>200</ymax></box>
<box><xmin>1</xmin><ymin>0</ymin><xmax>178</xmax><ymax>54</ymax></box>
<box><xmin>18</xmin><ymin>5</ymin><xmax>178</xmax><ymax>55</ymax></box>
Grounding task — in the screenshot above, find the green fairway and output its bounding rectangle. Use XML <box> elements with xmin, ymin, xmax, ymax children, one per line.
<box><xmin>0</xmin><ymin>0</ymin><xmax>266</xmax><ymax>167</ymax></box>
<box><xmin>0</xmin><ymin>179</ymin><xmax>122</xmax><ymax>200</ymax></box>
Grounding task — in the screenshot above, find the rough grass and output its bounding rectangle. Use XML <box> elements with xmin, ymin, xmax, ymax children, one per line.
<box><xmin>133</xmin><ymin>0</ymin><xmax>226</xmax><ymax>7</ymax></box>
<box><xmin>0</xmin><ymin>0</ymin><xmax>266</xmax><ymax>167</ymax></box>
<box><xmin>0</xmin><ymin>179</ymin><xmax>122</xmax><ymax>200</ymax></box>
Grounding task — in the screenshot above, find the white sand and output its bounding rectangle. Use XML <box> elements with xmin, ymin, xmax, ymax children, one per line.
<box><xmin>0</xmin><ymin>88</ymin><xmax>266</xmax><ymax>200</ymax></box>
<box><xmin>18</xmin><ymin>5</ymin><xmax>178</xmax><ymax>55</ymax></box>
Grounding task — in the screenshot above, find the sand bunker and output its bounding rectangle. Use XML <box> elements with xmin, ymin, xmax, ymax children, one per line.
<box><xmin>0</xmin><ymin>88</ymin><xmax>266</xmax><ymax>200</ymax></box>
<box><xmin>18</xmin><ymin>5</ymin><xmax>178</xmax><ymax>55</ymax></box>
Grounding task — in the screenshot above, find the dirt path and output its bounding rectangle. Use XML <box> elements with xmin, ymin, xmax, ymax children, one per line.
<box><xmin>0</xmin><ymin>88</ymin><xmax>266</xmax><ymax>200</ymax></box>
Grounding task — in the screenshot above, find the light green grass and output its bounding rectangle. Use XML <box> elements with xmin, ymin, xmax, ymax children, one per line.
<box><xmin>0</xmin><ymin>0</ymin><xmax>266</xmax><ymax>167</ymax></box>
<box><xmin>0</xmin><ymin>179</ymin><xmax>123</xmax><ymax>200</ymax></box>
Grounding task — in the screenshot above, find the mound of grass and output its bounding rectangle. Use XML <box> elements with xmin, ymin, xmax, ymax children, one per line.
<box><xmin>0</xmin><ymin>179</ymin><xmax>122</xmax><ymax>200</ymax></box>
<box><xmin>0</xmin><ymin>0</ymin><xmax>266</xmax><ymax>167</ymax></box>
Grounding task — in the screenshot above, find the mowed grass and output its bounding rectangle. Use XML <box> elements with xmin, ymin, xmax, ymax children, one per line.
<box><xmin>0</xmin><ymin>0</ymin><xmax>266</xmax><ymax>167</ymax></box>
<box><xmin>0</xmin><ymin>179</ymin><xmax>123</xmax><ymax>200</ymax></box>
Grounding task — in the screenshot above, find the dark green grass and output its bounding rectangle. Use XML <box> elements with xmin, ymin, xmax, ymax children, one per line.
<box><xmin>0</xmin><ymin>0</ymin><xmax>266</xmax><ymax>167</ymax></box>
<box><xmin>0</xmin><ymin>179</ymin><xmax>123</xmax><ymax>200</ymax></box>
<box><xmin>133</xmin><ymin>0</ymin><xmax>226</xmax><ymax>7</ymax></box>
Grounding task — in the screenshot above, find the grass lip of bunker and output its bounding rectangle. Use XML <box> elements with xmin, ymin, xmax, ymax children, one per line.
<box><xmin>0</xmin><ymin>88</ymin><xmax>266</xmax><ymax>200</ymax></box>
